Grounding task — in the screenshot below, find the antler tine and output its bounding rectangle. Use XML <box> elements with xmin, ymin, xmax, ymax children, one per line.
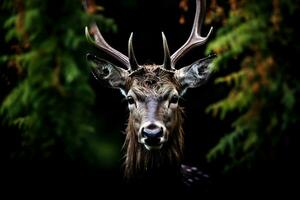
<box><xmin>85</xmin><ymin>23</ymin><xmax>131</xmax><ymax>70</ymax></box>
<box><xmin>161</xmin><ymin>32</ymin><xmax>173</xmax><ymax>70</ymax></box>
<box><xmin>128</xmin><ymin>32</ymin><xmax>140</xmax><ymax>71</ymax></box>
<box><xmin>171</xmin><ymin>0</ymin><xmax>213</xmax><ymax>67</ymax></box>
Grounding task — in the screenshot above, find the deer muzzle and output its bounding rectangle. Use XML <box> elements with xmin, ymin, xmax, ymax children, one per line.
<box><xmin>139</xmin><ymin>122</ymin><xmax>167</xmax><ymax>150</ymax></box>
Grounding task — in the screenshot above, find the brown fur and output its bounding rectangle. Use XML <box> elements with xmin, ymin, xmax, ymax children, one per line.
<box><xmin>123</xmin><ymin>66</ymin><xmax>185</xmax><ymax>178</ymax></box>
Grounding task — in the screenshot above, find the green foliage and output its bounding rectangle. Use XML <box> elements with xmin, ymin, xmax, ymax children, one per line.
<box><xmin>0</xmin><ymin>0</ymin><xmax>119</xmax><ymax>164</ymax></box>
<box><xmin>205</xmin><ymin>0</ymin><xmax>299</xmax><ymax>171</ymax></box>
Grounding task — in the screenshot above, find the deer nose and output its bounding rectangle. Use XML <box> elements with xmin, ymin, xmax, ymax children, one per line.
<box><xmin>142</xmin><ymin>124</ymin><xmax>163</xmax><ymax>138</ymax></box>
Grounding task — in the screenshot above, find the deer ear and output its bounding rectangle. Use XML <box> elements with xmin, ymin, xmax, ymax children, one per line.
<box><xmin>86</xmin><ymin>53</ymin><xmax>129</xmax><ymax>92</ymax></box>
<box><xmin>175</xmin><ymin>54</ymin><xmax>215</xmax><ymax>94</ymax></box>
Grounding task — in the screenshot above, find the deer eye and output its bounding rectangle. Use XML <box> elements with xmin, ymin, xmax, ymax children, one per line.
<box><xmin>127</xmin><ymin>96</ymin><xmax>135</xmax><ymax>105</ymax></box>
<box><xmin>170</xmin><ymin>95</ymin><xmax>179</xmax><ymax>104</ymax></box>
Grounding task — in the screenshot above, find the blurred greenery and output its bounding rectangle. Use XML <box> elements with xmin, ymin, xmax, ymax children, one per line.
<box><xmin>0</xmin><ymin>0</ymin><xmax>120</xmax><ymax>167</ymax></box>
<box><xmin>205</xmin><ymin>0</ymin><xmax>299</xmax><ymax>172</ymax></box>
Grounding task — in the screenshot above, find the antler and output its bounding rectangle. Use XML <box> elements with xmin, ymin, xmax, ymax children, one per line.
<box><xmin>170</xmin><ymin>0</ymin><xmax>213</xmax><ymax>68</ymax></box>
<box><xmin>85</xmin><ymin>0</ymin><xmax>211</xmax><ymax>73</ymax></box>
<box><xmin>85</xmin><ymin>24</ymin><xmax>140</xmax><ymax>72</ymax></box>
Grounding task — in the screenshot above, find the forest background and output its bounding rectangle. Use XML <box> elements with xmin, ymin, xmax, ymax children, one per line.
<box><xmin>0</xmin><ymin>0</ymin><xmax>298</xmax><ymax>196</ymax></box>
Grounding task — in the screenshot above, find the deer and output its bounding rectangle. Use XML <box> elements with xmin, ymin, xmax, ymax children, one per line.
<box><xmin>85</xmin><ymin>0</ymin><xmax>215</xmax><ymax>192</ymax></box>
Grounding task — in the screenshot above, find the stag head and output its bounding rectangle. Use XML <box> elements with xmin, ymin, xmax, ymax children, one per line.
<box><xmin>85</xmin><ymin>0</ymin><xmax>215</xmax><ymax>175</ymax></box>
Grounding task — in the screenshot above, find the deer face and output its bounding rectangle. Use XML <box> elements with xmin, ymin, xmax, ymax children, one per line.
<box><xmin>126</xmin><ymin>68</ymin><xmax>181</xmax><ymax>150</ymax></box>
<box><xmin>86</xmin><ymin>0</ymin><xmax>215</xmax><ymax>152</ymax></box>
